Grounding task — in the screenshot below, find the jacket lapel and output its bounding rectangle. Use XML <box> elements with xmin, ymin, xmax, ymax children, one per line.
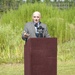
<box><xmin>31</xmin><ymin>22</ymin><xmax>36</xmax><ymax>34</ymax></box>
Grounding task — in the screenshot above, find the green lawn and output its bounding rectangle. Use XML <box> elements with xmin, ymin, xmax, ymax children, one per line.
<box><xmin>58</xmin><ymin>60</ymin><xmax>75</xmax><ymax>75</ymax></box>
<box><xmin>0</xmin><ymin>63</ymin><xmax>24</xmax><ymax>75</ymax></box>
<box><xmin>0</xmin><ymin>60</ymin><xmax>75</xmax><ymax>75</ymax></box>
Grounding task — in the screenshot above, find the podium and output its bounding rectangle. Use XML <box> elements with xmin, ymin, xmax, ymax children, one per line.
<box><xmin>24</xmin><ymin>38</ymin><xmax>57</xmax><ymax>75</ymax></box>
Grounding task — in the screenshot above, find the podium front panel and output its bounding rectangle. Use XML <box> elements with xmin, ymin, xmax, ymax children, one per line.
<box><xmin>24</xmin><ymin>38</ymin><xmax>57</xmax><ymax>75</ymax></box>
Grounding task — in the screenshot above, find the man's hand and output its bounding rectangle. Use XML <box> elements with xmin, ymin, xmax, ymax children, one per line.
<box><xmin>24</xmin><ymin>31</ymin><xmax>30</xmax><ymax>38</ymax></box>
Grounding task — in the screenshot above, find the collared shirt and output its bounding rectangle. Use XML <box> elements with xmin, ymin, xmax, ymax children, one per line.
<box><xmin>34</xmin><ymin>23</ymin><xmax>40</xmax><ymax>33</ymax></box>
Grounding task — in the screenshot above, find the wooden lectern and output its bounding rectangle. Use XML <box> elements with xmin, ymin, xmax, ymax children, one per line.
<box><xmin>24</xmin><ymin>38</ymin><xmax>57</xmax><ymax>75</ymax></box>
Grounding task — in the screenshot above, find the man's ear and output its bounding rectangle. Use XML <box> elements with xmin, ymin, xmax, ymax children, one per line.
<box><xmin>40</xmin><ymin>16</ymin><xmax>41</xmax><ymax>19</ymax></box>
<box><xmin>32</xmin><ymin>16</ymin><xmax>33</xmax><ymax>19</ymax></box>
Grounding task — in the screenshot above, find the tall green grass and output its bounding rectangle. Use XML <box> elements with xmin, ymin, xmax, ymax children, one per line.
<box><xmin>1</xmin><ymin>3</ymin><xmax>75</xmax><ymax>43</ymax></box>
<box><xmin>58</xmin><ymin>39</ymin><xmax>75</xmax><ymax>61</ymax></box>
<box><xmin>0</xmin><ymin>24</ymin><xmax>24</xmax><ymax>63</ymax></box>
<box><xmin>0</xmin><ymin>3</ymin><xmax>75</xmax><ymax>63</ymax></box>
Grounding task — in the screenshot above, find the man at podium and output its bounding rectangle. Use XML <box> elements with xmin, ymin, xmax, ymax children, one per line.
<box><xmin>22</xmin><ymin>11</ymin><xmax>50</xmax><ymax>41</ymax></box>
<box><xmin>22</xmin><ymin>11</ymin><xmax>57</xmax><ymax>75</ymax></box>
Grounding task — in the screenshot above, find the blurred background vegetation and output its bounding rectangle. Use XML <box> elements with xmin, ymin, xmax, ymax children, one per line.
<box><xmin>0</xmin><ymin>0</ymin><xmax>75</xmax><ymax>12</ymax></box>
<box><xmin>0</xmin><ymin>0</ymin><xmax>75</xmax><ymax>64</ymax></box>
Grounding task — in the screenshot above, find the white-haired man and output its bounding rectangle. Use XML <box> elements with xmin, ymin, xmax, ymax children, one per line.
<box><xmin>22</xmin><ymin>11</ymin><xmax>50</xmax><ymax>41</ymax></box>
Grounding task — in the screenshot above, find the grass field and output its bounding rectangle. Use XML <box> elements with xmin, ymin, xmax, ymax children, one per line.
<box><xmin>0</xmin><ymin>3</ymin><xmax>75</xmax><ymax>63</ymax></box>
<box><xmin>0</xmin><ymin>3</ymin><xmax>75</xmax><ymax>75</ymax></box>
<box><xmin>0</xmin><ymin>60</ymin><xmax>75</xmax><ymax>75</ymax></box>
<box><xmin>0</xmin><ymin>63</ymin><xmax>24</xmax><ymax>75</ymax></box>
<box><xmin>58</xmin><ymin>60</ymin><xmax>75</xmax><ymax>75</ymax></box>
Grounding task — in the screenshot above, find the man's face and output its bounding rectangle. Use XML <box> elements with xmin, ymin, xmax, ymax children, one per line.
<box><xmin>32</xmin><ymin>12</ymin><xmax>41</xmax><ymax>23</ymax></box>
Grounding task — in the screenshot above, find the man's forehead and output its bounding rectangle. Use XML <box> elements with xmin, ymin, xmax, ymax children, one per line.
<box><xmin>33</xmin><ymin>12</ymin><xmax>41</xmax><ymax>16</ymax></box>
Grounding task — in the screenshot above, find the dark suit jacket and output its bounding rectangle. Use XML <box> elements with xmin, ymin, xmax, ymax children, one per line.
<box><xmin>22</xmin><ymin>22</ymin><xmax>50</xmax><ymax>41</ymax></box>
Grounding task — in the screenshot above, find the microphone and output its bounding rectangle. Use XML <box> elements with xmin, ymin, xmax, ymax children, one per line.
<box><xmin>37</xmin><ymin>26</ymin><xmax>44</xmax><ymax>31</ymax></box>
<box><xmin>36</xmin><ymin>26</ymin><xmax>44</xmax><ymax>38</ymax></box>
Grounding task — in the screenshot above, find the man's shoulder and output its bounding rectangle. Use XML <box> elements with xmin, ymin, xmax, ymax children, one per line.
<box><xmin>25</xmin><ymin>22</ymin><xmax>33</xmax><ymax>25</ymax></box>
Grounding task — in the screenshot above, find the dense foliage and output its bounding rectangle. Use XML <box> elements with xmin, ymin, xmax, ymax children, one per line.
<box><xmin>0</xmin><ymin>3</ymin><xmax>75</xmax><ymax>63</ymax></box>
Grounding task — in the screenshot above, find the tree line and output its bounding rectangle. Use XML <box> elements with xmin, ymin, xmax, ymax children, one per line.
<box><xmin>0</xmin><ymin>0</ymin><xmax>23</xmax><ymax>12</ymax></box>
<box><xmin>0</xmin><ymin>0</ymin><xmax>74</xmax><ymax>12</ymax></box>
